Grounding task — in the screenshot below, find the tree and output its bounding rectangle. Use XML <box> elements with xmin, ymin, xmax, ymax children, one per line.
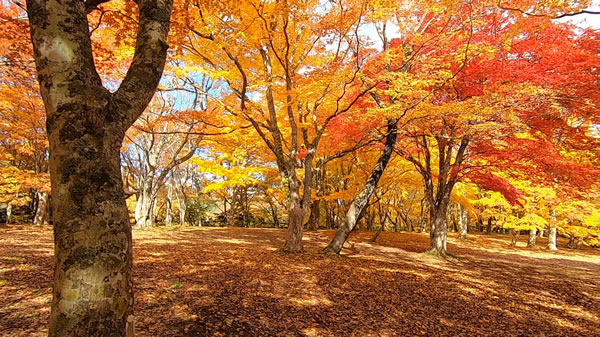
<box><xmin>178</xmin><ymin>0</ymin><xmax>376</xmax><ymax>252</ymax></box>
<box><xmin>122</xmin><ymin>93</ymin><xmax>204</xmax><ymax>229</ymax></box>
<box><xmin>26</xmin><ymin>0</ymin><xmax>174</xmax><ymax>335</ymax></box>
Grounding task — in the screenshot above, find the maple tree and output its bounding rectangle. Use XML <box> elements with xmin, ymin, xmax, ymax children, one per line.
<box><xmin>0</xmin><ymin>0</ymin><xmax>598</xmax><ymax>335</ymax></box>
<box><xmin>172</xmin><ymin>0</ymin><xmax>385</xmax><ymax>252</ymax></box>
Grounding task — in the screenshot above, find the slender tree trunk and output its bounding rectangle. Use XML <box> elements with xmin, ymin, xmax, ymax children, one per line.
<box><xmin>5</xmin><ymin>204</ymin><xmax>11</xmax><ymax>225</ymax></box>
<box><xmin>27</xmin><ymin>1</ymin><xmax>173</xmax><ymax>335</ymax></box>
<box><xmin>175</xmin><ymin>186</ymin><xmax>187</xmax><ymax>226</ymax></box>
<box><xmin>547</xmin><ymin>227</ymin><xmax>558</xmax><ymax>251</ymax></box>
<box><xmin>567</xmin><ymin>234</ymin><xmax>575</xmax><ymax>248</ymax></box>
<box><xmin>486</xmin><ymin>217</ymin><xmax>493</xmax><ymax>234</ymax></box>
<box><xmin>458</xmin><ymin>204</ymin><xmax>468</xmax><ymax>240</ymax></box>
<box><xmin>510</xmin><ymin>228</ymin><xmax>519</xmax><ymax>247</ymax></box>
<box><xmin>135</xmin><ymin>181</ymin><xmax>153</xmax><ymax>229</ymax></box>
<box><xmin>165</xmin><ymin>183</ymin><xmax>173</xmax><ymax>226</ymax></box>
<box><xmin>269</xmin><ymin>199</ymin><xmax>280</xmax><ymax>228</ymax></box>
<box><xmin>324</xmin><ymin>119</ymin><xmax>398</xmax><ymax>254</ymax></box>
<box><xmin>33</xmin><ymin>191</ymin><xmax>49</xmax><ymax>225</ymax></box>
<box><xmin>527</xmin><ymin>228</ymin><xmax>537</xmax><ymax>248</ymax></box>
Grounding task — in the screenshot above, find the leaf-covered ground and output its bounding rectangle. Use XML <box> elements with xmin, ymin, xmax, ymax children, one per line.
<box><xmin>1</xmin><ymin>226</ymin><xmax>599</xmax><ymax>337</ymax></box>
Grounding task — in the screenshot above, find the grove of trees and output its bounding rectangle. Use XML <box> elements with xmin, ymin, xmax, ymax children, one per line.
<box><xmin>1</xmin><ymin>0</ymin><xmax>599</xmax><ymax>335</ymax></box>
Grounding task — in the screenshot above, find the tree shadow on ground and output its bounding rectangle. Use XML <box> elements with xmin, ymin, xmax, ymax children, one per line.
<box><xmin>0</xmin><ymin>226</ymin><xmax>598</xmax><ymax>336</ymax></box>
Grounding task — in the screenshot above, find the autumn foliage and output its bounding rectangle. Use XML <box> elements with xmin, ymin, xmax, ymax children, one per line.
<box><xmin>0</xmin><ymin>0</ymin><xmax>599</xmax><ymax>335</ymax></box>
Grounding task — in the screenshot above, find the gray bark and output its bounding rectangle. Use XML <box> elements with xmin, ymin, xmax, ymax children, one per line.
<box><xmin>165</xmin><ymin>182</ymin><xmax>173</xmax><ymax>226</ymax></box>
<box><xmin>5</xmin><ymin>204</ymin><xmax>11</xmax><ymax>224</ymax></box>
<box><xmin>458</xmin><ymin>203</ymin><xmax>468</xmax><ymax>240</ymax></box>
<box><xmin>33</xmin><ymin>191</ymin><xmax>49</xmax><ymax>225</ymax></box>
<box><xmin>547</xmin><ymin>227</ymin><xmax>558</xmax><ymax>251</ymax></box>
<box><xmin>27</xmin><ymin>0</ymin><xmax>173</xmax><ymax>335</ymax></box>
<box><xmin>527</xmin><ymin>228</ymin><xmax>537</xmax><ymax>248</ymax></box>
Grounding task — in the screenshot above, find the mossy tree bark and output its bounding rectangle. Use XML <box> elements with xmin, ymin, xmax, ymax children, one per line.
<box><xmin>26</xmin><ymin>0</ymin><xmax>173</xmax><ymax>335</ymax></box>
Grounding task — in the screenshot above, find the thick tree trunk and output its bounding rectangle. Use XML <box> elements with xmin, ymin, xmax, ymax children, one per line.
<box><xmin>284</xmin><ymin>201</ymin><xmax>304</xmax><ymax>252</ymax></box>
<box><xmin>47</xmin><ymin>131</ymin><xmax>134</xmax><ymax>336</ymax></box>
<box><xmin>307</xmin><ymin>199</ymin><xmax>320</xmax><ymax>230</ymax></box>
<box><xmin>324</xmin><ymin>119</ymin><xmax>398</xmax><ymax>254</ymax></box>
<box><xmin>527</xmin><ymin>228</ymin><xmax>537</xmax><ymax>248</ymax></box>
<box><xmin>283</xmin><ymin>176</ymin><xmax>304</xmax><ymax>252</ymax></box>
<box><xmin>547</xmin><ymin>227</ymin><xmax>558</xmax><ymax>251</ymax></box>
<box><xmin>33</xmin><ymin>191</ymin><xmax>49</xmax><ymax>225</ymax></box>
<box><xmin>27</xmin><ymin>0</ymin><xmax>173</xmax><ymax>335</ymax></box>
<box><xmin>429</xmin><ymin>208</ymin><xmax>449</xmax><ymax>256</ymax></box>
<box><xmin>135</xmin><ymin>180</ymin><xmax>154</xmax><ymax>229</ymax></box>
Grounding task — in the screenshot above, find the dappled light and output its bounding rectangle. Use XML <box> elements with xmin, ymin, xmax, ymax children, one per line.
<box><xmin>1</xmin><ymin>226</ymin><xmax>599</xmax><ymax>336</ymax></box>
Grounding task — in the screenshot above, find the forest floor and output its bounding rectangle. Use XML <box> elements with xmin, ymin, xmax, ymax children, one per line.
<box><xmin>0</xmin><ymin>226</ymin><xmax>599</xmax><ymax>337</ymax></box>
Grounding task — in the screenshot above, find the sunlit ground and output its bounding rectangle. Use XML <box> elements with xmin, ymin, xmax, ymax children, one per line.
<box><xmin>0</xmin><ymin>225</ymin><xmax>598</xmax><ymax>336</ymax></box>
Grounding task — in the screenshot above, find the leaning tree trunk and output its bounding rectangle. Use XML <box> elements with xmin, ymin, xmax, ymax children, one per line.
<box><xmin>527</xmin><ymin>228</ymin><xmax>537</xmax><ymax>248</ymax></box>
<box><xmin>547</xmin><ymin>226</ymin><xmax>558</xmax><ymax>251</ymax></box>
<box><xmin>33</xmin><ymin>191</ymin><xmax>49</xmax><ymax>225</ymax></box>
<box><xmin>324</xmin><ymin>119</ymin><xmax>398</xmax><ymax>254</ymax></box>
<box><xmin>27</xmin><ymin>0</ymin><xmax>173</xmax><ymax>335</ymax></box>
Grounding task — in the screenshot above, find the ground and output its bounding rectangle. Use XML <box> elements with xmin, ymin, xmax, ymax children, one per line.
<box><xmin>0</xmin><ymin>226</ymin><xmax>599</xmax><ymax>337</ymax></box>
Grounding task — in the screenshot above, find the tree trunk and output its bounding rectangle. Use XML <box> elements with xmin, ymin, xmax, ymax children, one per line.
<box><xmin>324</xmin><ymin>119</ymin><xmax>398</xmax><ymax>254</ymax></box>
<box><xmin>458</xmin><ymin>204</ymin><xmax>468</xmax><ymax>240</ymax></box>
<box><xmin>47</xmin><ymin>130</ymin><xmax>134</xmax><ymax>336</ymax></box>
<box><xmin>175</xmin><ymin>185</ymin><xmax>187</xmax><ymax>225</ymax></box>
<box><xmin>429</xmin><ymin>208</ymin><xmax>449</xmax><ymax>256</ymax></box>
<box><xmin>527</xmin><ymin>228</ymin><xmax>537</xmax><ymax>248</ymax></box>
<box><xmin>283</xmin><ymin>176</ymin><xmax>304</xmax><ymax>252</ymax></box>
<box><xmin>547</xmin><ymin>227</ymin><xmax>558</xmax><ymax>251</ymax></box>
<box><xmin>5</xmin><ymin>204</ymin><xmax>11</xmax><ymax>225</ymax></box>
<box><xmin>307</xmin><ymin>199</ymin><xmax>320</xmax><ymax>230</ymax></box>
<box><xmin>486</xmin><ymin>217</ymin><xmax>493</xmax><ymax>234</ymax></box>
<box><xmin>33</xmin><ymin>191</ymin><xmax>49</xmax><ymax>225</ymax></box>
<box><xmin>165</xmin><ymin>183</ymin><xmax>173</xmax><ymax>226</ymax></box>
<box><xmin>135</xmin><ymin>180</ymin><xmax>154</xmax><ymax>229</ymax></box>
<box><xmin>27</xmin><ymin>0</ymin><xmax>173</xmax><ymax>335</ymax></box>
<box><xmin>510</xmin><ymin>228</ymin><xmax>519</xmax><ymax>247</ymax></box>
<box><xmin>567</xmin><ymin>233</ymin><xmax>575</xmax><ymax>249</ymax></box>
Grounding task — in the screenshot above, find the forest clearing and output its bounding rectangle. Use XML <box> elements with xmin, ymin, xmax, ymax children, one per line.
<box><xmin>1</xmin><ymin>0</ymin><xmax>600</xmax><ymax>335</ymax></box>
<box><xmin>1</xmin><ymin>226</ymin><xmax>598</xmax><ymax>337</ymax></box>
